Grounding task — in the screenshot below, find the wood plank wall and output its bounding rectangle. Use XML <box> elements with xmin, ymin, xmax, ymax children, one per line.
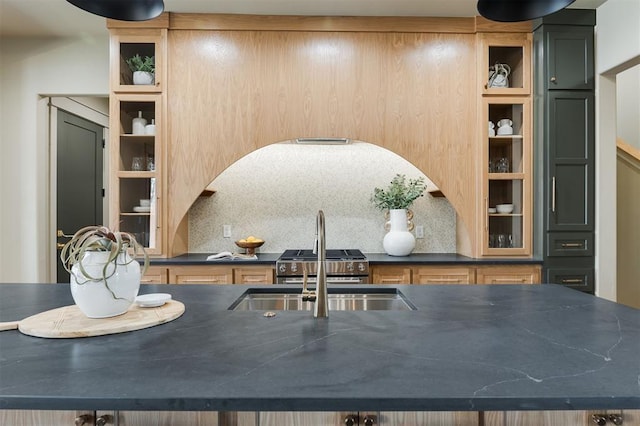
<box><xmin>164</xmin><ymin>14</ymin><xmax>529</xmax><ymax>257</ymax></box>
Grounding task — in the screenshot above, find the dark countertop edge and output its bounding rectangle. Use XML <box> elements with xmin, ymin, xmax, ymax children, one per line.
<box><xmin>147</xmin><ymin>253</ymin><xmax>543</xmax><ymax>266</ymax></box>
<box><xmin>4</xmin><ymin>397</ymin><xmax>639</xmax><ymax>412</ymax></box>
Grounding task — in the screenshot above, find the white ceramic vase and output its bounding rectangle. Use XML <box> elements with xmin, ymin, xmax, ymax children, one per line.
<box><xmin>383</xmin><ymin>209</ymin><xmax>416</xmax><ymax>256</ymax></box>
<box><xmin>133</xmin><ymin>70</ymin><xmax>154</xmax><ymax>85</ymax></box>
<box><xmin>70</xmin><ymin>251</ymin><xmax>141</xmax><ymax>318</ymax></box>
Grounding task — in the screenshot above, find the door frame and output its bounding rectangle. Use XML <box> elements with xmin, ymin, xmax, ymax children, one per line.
<box><xmin>47</xmin><ymin>97</ymin><xmax>109</xmax><ymax>282</ymax></box>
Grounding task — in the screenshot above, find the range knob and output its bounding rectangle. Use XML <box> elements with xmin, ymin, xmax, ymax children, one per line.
<box><xmin>278</xmin><ymin>264</ymin><xmax>287</xmax><ymax>273</ymax></box>
<box><xmin>347</xmin><ymin>262</ymin><xmax>354</xmax><ymax>272</ymax></box>
<box><xmin>358</xmin><ymin>263</ymin><xmax>367</xmax><ymax>272</ymax></box>
<box><xmin>291</xmin><ymin>263</ymin><xmax>298</xmax><ymax>273</ymax></box>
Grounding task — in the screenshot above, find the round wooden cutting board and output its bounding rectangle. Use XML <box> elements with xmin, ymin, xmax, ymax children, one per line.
<box><xmin>16</xmin><ymin>300</ymin><xmax>185</xmax><ymax>338</ymax></box>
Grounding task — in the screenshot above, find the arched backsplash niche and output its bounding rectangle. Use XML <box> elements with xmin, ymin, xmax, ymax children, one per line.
<box><xmin>188</xmin><ymin>141</ymin><xmax>456</xmax><ymax>254</ymax></box>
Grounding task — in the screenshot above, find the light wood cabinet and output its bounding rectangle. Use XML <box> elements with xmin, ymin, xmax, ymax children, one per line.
<box><xmin>476</xmin><ymin>265</ymin><xmax>541</xmax><ymax>285</ymax></box>
<box><xmin>169</xmin><ymin>265</ymin><xmax>234</xmax><ymax>285</ymax></box>
<box><xmin>259</xmin><ymin>411</ymin><xmax>347</xmax><ymax>426</ymax></box>
<box><xmin>141</xmin><ymin>265</ymin><xmax>168</xmax><ymax>284</ymax></box>
<box><xmin>102</xmin><ymin>410</ymin><xmax>256</xmax><ymax>426</ymax></box>
<box><xmin>233</xmin><ymin>266</ymin><xmax>274</xmax><ymax>285</ymax></box>
<box><xmin>0</xmin><ymin>410</ymin><xmax>92</xmax><ymax>426</ymax></box>
<box><xmin>380</xmin><ymin>411</ymin><xmax>480</xmax><ymax>425</ymax></box>
<box><xmin>109</xmin><ymin>28</ymin><xmax>166</xmax><ymax>93</ymax></box>
<box><xmin>167</xmin><ymin>265</ymin><xmax>274</xmax><ymax>284</ymax></box>
<box><xmin>481</xmin><ymin>96</ymin><xmax>532</xmax><ymax>256</ymax></box>
<box><xmin>479</xmin><ymin>32</ymin><xmax>533</xmax><ymax>257</ymax></box>
<box><xmin>109</xmin><ymin>93</ymin><xmax>164</xmax><ymax>255</ymax></box>
<box><xmin>413</xmin><ymin>266</ymin><xmax>475</xmax><ymax>284</ymax></box>
<box><xmin>371</xmin><ymin>264</ymin><xmax>539</xmax><ymax>285</ymax></box>
<box><xmin>109</xmin><ymin>24</ymin><xmax>168</xmax><ymax>257</ymax></box>
<box><xmin>479</xmin><ymin>32</ymin><xmax>532</xmax><ymax>96</ymax></box>
<box><xmin>371</xmin><ymin>265</ymin><xmax>412</xmax><ymax>284</ymax></box>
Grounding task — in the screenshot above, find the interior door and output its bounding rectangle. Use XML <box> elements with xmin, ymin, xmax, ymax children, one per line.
<box><xmin>56</xmin><ymin>110</ymin><xmax>104</xmax><ymax>283</ymax></box>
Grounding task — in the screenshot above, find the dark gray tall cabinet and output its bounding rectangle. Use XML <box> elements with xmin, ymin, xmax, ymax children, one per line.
<box><xmin>533</xmin><ymin>9</ymin><xmax>596</xmax><ymax>293</ymax></box>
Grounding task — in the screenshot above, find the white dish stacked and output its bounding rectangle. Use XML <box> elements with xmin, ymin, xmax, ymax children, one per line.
<box><xmin>496</xmin><ymin>204</ymin><xmax>514</xmax><ymax>214</ymax></box>
<box><xmin>133</xmin><ymin>199</ymin><xmax>151</xmax><ymax>213</ymax></box>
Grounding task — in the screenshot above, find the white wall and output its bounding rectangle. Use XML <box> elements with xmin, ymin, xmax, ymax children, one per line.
<box><xmin>616</xmin><ymin>65</ymin><xmax>640</xmax><ymax>148</ymax></box>
<box><xmin>595</xmin><ymin>0</ymin><xmax>640</xmax><ymax>301</ymax></box>
<box><xmin>0</xmin><ymin>35</ymin><xmax>109</xmax><ymax>283</ymax></box>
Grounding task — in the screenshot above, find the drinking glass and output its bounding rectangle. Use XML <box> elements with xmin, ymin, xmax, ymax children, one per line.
<box><xmin>497</xmin><ymin>157</ymin><xmax>510</xmax><ymax>173</ymax></box>
<box><xmin>131</xmin><ymin>157</ymin><xmax>144</xmax><ymax>171</ymax></box>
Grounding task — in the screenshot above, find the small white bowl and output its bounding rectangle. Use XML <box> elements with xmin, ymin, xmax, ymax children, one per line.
<box><xmin>488</xmin><ymin>208</ymin><xmax>497</xmax><ymax>214</ymax></box>
<box><xmin>135</xmin><ymin>293</ymin><xmax>171</xmax><ymax>308</ymax></box>
<box><xmin>496</xmin><ymin>204</ymin><xmax>514</xmax><ymax>214</ymax></box>
<box><xmin>139</xmin><ymin>199</ymin><xmax>151</xmax><ymax>207</ymax></box>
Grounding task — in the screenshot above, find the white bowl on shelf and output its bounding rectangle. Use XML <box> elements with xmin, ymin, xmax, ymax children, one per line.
<box><xmin>496</xmin><ymin>204</ymin><xmax>514</xmax><ymax>214</ymax></box>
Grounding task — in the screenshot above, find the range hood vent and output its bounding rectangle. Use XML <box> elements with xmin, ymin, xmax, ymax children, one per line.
<box><xmin>295</xmin><ymin>138</ymin><xmax>351</xmax><ymax>145</ymax></box>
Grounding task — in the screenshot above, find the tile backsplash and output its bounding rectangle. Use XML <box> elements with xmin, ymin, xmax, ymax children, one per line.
<box><xmin>188</xmin><ymin>141</ymin><xmax>456</xmax><ymax>254</ymax></box>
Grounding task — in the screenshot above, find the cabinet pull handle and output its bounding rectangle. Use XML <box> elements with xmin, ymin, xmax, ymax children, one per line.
<box><xmin>75</xmin><ymin>414</ymin><xmax>94</xmax><ymax>426</ymax></box>
<box><xmin>561</xmin><ymin>242</ymin><xmax>583</xmax><ymax>248</ymax></box>
<box><xmin>561</xmin><ymin>278</ymin><xmax>584</xmax><ymax>284</ymax></box>
<box><xmin>182</xmin><ymin>278</ymin><xmax>217</xmax><ymax>283</ymax></box>
<box><xmin>96</xmin><ymin>415</ymin><xmax>113</xmax><ymax>426</ymax></box>
<box><xmin>485</xmin><ymin>197</ymin><xmax>489</xmax><ymax>231</ymax></box>
<box><xmin>493</xmin><ymin>278</ymin><xmax>526</xmax><ymax>283</ymax></box>
<box><xmin>551</xmin><ymin>176</ymin><xmax>556</xmax><ymax>213</ymax></box>
<box><xmin>433</xmin><ymin>278</ymin><xmax>464</xmax><ymax>283</ymax></box>
<box><xmin>550</xmin><ymin>76</ymin><xmax>557</xmax><ymax>83</ymax></box>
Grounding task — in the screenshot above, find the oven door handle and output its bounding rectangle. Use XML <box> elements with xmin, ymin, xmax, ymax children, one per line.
<box><xmin>278</xmin><ymin>277</ymin><xmax>367</xmax><ymax>285</ymax></box>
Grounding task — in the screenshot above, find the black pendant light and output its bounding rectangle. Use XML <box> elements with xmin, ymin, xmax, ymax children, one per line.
<box><xmin>477</xmin><ymin>0</ymin><xmax>576</xmax><ymax>22</ymax></box>
<box><xmin>67</xmin><ymin>0</ymin><xmax>165</xmax><ymax>21</ymax></box>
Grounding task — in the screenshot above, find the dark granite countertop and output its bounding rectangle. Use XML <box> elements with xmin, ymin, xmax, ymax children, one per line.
<box><xmin>149</xmin><ymin>252</ymin><xmax>281</xmax><ymax>265</ymax></box>
<box><xmin>149</xmin><ymin>252</ymin><xmax>542</xmax><ymax>266</ymax></box>
<box><xmin>0</xmin><ymin>283</ymin><xmax>638</xmax><ymax>412</ymax></box>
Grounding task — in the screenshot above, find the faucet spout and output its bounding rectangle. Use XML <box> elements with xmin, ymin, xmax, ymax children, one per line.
<box><xmin>313</xmin><ymin>210</ymin><xmax>329</xmax><ymax>318</ymax></box>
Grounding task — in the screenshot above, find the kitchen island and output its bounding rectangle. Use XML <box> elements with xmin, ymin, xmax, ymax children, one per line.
<box><xmin>0</xmin><ymin>284</ymin><xmax>638</xmax><ymax>418</ymax></box>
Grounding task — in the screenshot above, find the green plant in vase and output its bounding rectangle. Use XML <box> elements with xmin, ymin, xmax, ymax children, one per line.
<box><xmin>371</xmin><ymin>174</ymin><xmax>427</xmax><ymax>211</ymax></box>
<box><xmin>60</xmin><ymin>226</ymin><xmax>149</xmax><ymax>318</ymax></box>
<box><xmin>125</xmin><ymin>54</ymin><xmax>155</xmax><ymax>85</ymax></box>
<box><xmin>371</xmin><ymin>174</ymin><xmax>427</xmax><ymax>256</ymax></box>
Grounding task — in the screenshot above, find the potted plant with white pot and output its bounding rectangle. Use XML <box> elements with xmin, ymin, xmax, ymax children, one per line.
<box><xmin>371</xmin><ymin>174</ymin><xmax>427</xmax><ymax>256</ymax></box>
<box><xmin>60</xmin><ymin>226</ymin><xmax>149</xmax><ymax>318</ymax></box>
<box><xmin>126</xmin><ymin>54</ymin><xmax>155</xmax><ymax>85</ymax></box>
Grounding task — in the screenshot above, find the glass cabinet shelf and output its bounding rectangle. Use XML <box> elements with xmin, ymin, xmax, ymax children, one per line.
<box><xmin>482</xmin><ymin>96</ymin><xmax>531</xmax><ymax>255</ymax></box>
<box><xmin>480</xmin><ymin>33</ymin><xmax>531</xmax><ymax>95</ymax></box>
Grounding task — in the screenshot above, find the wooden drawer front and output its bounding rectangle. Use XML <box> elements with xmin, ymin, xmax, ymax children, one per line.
<box><xmin>546</xmin><ymin>267</ymin><xmax>594</xmax><ymax>293</ymax></box>
<box><xmin>547</xmin><ymin>232</ymin><xmax>593</xmax><ymax>257</ymax></box>
<box><xmin>413</xmin><ymin>267</ymin><xmax>475</xmax><ymax>285</ymax></box>
<box><xmin>476</xmin><ymin>266</ymin><xmax>541</xmax><ymax>285</ymax></box>
<box><xmin>234</xmin><ymin>267</ymin><xmax>274</xmax><ymax>285</ymax></box>
<box><xmin>169</xmin><ymin>266</ymin><xmax>233</xmax><ymax>285</ymax></box>
<box><xmin>371</xmin><ymin>266</ymin><xmax>412</xmax><ymax>284</ymax></box>
<box><xmin>141</xmin><ymin>266</ymin><xmax>168</xmax><ymax>284</ymax></box>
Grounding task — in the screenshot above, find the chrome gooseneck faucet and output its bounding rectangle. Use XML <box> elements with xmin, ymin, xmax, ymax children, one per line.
<box><xmin>302</xmin><ymin>210</ymin><xmax>329</xmax><ymax>318</ymax></box>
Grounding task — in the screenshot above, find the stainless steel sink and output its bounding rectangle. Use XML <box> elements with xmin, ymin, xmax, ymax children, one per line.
<box><xmin>229</xmin><ymin>288</ymin><xmax>416</xmax><ymax>311</ymax></box>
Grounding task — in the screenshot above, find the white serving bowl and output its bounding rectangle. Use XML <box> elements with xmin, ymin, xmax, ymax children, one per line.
<box><xmin>496</xmin><ymin>204</ymin><xmax>514</xmax><ymax>214</ymax></box>
<box><xmin>139</xmin><ymin>199</ymin><xmax>151</xmax><ymax>207</ymax></box>
<box><xmin>488</xmin><ymin>207</ymin><xmax>497</xmax><ymax>214</ymax></box>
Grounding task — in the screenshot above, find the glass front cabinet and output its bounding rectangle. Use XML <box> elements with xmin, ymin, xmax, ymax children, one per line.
<box><xmin>479</xmin><ymin>32</ymin><xmax>532</xmax><ymax>257</ymax></box>
<box><xmin>109</xmin><ymin>93</ymin><xmax>163</xmax><ymax>255</ymax></box>
<box><xmin>109</xmin><ymin>22</ymin><xmax>167</xmax><ymax>256</ymax></box>
<box><xmin>482</xmin><ymin>97</ymin><xmax>532</xmax><ymax>256</ymax></box>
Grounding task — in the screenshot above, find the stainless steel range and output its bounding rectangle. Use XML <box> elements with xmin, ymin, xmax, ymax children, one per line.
<box><xmin>276</xmin><ymin>249</ymin><xmax>369</xmax><ymax>284</ymax></box>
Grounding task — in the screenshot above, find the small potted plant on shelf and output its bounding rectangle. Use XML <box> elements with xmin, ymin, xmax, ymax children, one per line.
<box><xmin>60</xmin><ymin>226</ymin><xmax>149</xmax><ymax>318</ymax></box>
<box><xmin>371</xmin><ymin>174</ymin><xmax>427</xmax><ymax>256</ymax></box>
<box><xmin>125</xmin><ymin>54</ymin><xmax>155</xmax><ymax>85</ymax></box>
